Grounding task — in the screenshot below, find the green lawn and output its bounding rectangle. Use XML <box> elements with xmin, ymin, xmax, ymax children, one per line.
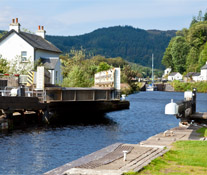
<box><xmin>124</xmin><ymin>140</ymin><xmax>207</xmax><ymax>175</ymax></box>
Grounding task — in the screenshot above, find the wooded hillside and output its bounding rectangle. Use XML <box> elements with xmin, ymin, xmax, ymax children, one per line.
<box><xmin>46</xmin><ymin>26</ymin><xmax>176</xmax><ymax>69</ymax></box>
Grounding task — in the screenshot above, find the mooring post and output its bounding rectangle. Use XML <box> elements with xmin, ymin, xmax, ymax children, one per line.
<box><xmin>192</xmin><ymin>88</ymin><xmax>197</xmax><ymax>114</ymax></box>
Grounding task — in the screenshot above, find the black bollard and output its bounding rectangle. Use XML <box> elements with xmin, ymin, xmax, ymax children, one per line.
<box><xmin>192</xmin><ymin>88</ymin><xmax>197</xmax><ymax>114</ymax></box>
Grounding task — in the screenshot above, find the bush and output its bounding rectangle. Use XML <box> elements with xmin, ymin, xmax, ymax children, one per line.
<box><xmin>171</xmin><ymin>80</ymin><xmax>207</xmax><ymax>92</ymax></box>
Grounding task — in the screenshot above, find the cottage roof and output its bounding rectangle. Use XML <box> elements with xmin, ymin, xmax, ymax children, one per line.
<box><xmin>184</xmin><ymin>72</ymin><xmax>200</xmax><ymax>77</ymax></box>
<box><xmin>40</xmin><ymin>58</ymin><xmax>59</xmax><ymax>70</ymax></box>
<box><xmin>201</xmin><ymin>64</ymin><xmax>207</xmax><ymax>70</ymax></box>
<box><xmin>0</xmin><ymin>29</ymin><xmax>62</xmax><ymax>53</ymax></box>
<box><xmin>169</xmin><ymin>72</ymin><xmax>179</xmax><ymax>76</ymax></box>
<box><xmin>192</xmin><ymin>72</ymin><xmax>200</xmax><ymax>76</ymax></box>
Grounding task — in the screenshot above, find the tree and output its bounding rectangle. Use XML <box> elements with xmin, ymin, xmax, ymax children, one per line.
<box><xmin>176</xmin><ymin>28</ymin><xmax>188</xmax><ymax>38</ymax></box>
<box><xmin>121</xmin><ymin>65</ymin><xmax>137</xmax><ymax>84</ymax></box>
<box><xmin>0</xmin><ymin>31</ymin><xmax>7</xmax><ymax>39</ymax></box>
<box><xmin>62</xmin><ymin>65</ymin><xmax>93</xmax><ymax>87</ymax></box>
<box><xmin>9</xmin><ymin>55</ymin><xmax>33</xmax><ymax>74</ymax></box>
<box><xmin>198</xmin><ymin>42</ymin><xmax>207</xmax><ymax>69</ymax></box>
<box><xmin>186</xmin><ymin>47</ymin><xmax>199</xmax><ymax>72</ymax></box>
<box><xmin>162</xmin><ymin>37</ymin><xmax>176</xmax><ymax>70</ymax></box>
<box><xmin>171</xmin><ymin>36</ymin><xmax>190</xmax><ymax>73</ymax></box>
<box><xmin>187</xmin><ymin>22</ymin><xmax>207</xmax><ymax>48</ymax></box>
<box><xmin>197</xmin><ymin>10</ymin><xmax>203</xmax><ymax>22</ymax></box>
<box><xmin>190</xmin><ymin>16</ymin><xmax>198</xmax><ymax>27</ymax></box>
<box><xmin>97</xmin><ymin>62</ymin><xmax>111</xmax><ymax>72</ymax></box>
<box><xmin>0</xmin><ymin>56</ymin><xmax>9</xmax><ymax>74</ymax></box>
<box><xmin>204</xmin><ymin>11</ymin><xmax>207</xmax><ymax>21</ymax></box>
<box><xmin>163</xmin><ymin>10</ymin><xmax>207</xmax><ymax>74</ymax></box>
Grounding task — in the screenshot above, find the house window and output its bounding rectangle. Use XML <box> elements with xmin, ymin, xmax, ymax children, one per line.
<box><xmin>21</xmin><ymin>51</ymin><xmax>27</xmax><ymax>62</ymax></box>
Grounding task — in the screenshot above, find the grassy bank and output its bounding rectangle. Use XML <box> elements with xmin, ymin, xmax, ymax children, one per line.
<box><xmin>171</xmin><ymin>80</ymin><xmax>207</xmax><ymax>93</ymax></box>
<box><xmin>124</xmin><ymin>140</ymin><xmax>207</xmax><ymax>175</ymax></box>
<box><xmin>124</xmin><ymin>127</ymin><xmax>207</xmax><ymax>175</ymax></box>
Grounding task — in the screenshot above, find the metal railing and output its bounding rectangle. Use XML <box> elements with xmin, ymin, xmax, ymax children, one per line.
<box><xmin>0</xmin><ymin>87</ymin><xmax>46</xmax><ymax>103</ymax></box>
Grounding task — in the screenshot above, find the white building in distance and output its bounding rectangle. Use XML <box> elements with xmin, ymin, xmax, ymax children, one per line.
<box><xmin>0</xmin><ymin>18</ymin><xmax>62</xmax><ymax>85</ymax></box>
<box><xmin>191</xmin><ymin>62</ymin><xmax>207</xmax><ymax>81</ymax></box>
<box><xmin>168</xmin><ymin>72</ymin><xmax>183</xmax><ymax>81</ymax></box>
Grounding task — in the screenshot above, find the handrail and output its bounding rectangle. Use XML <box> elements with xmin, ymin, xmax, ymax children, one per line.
<box><xmin>0</xmin><ymin>88</ymin><xmax>46</xmax><ymax>103</ymax></box>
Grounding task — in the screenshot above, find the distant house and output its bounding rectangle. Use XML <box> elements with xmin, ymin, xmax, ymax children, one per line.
<box><xmin>164</xmin><ymin>67</ymin><xmax>172</xmax><ymax>75</ymax></box>
<box><xmin>0</xmin><ymin>18</ymin><xmax>62</xmax><ymax>84</ymax></box>
<box><xmin>192</xmin><ymin>73</ymin><xmax>201</xmax><ymax>82</ymax></box>
<box><xmin>185</xmin><ymin>62</ymin><xmax>207</xmax><ymax>82</ymax></box>
<box><xmin>163</xmin><ymin>67</ymin><xmax>172</xmax><ymax>78</ymax></box>
<box><xmin>184</xmin><ymin>72</ymin><xmax>200</xmax><ymax>82</ymax></box>
<box><xmin>199</xmin><ymin>62</ymin><xmax>207</xmax><ymax>81</ymax></box>
<box><xmin>168</xmin><ymin>72</ymin><xmax>182</xmax><ymax>81</ymax></box>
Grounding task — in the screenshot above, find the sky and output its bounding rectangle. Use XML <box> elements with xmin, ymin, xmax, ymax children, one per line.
<box><xmin>0</xmin><ymin>0</ymin><xmax>207</xmax><ymax>36</ymax></box>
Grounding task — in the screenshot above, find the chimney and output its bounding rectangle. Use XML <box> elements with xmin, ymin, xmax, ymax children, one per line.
<box><xmin>36</xmin><ymin>25</ymin><xmax>46</xmax><ymax>39</ymax></box>
<box><xmin>9</xmin><ymin>18</ymin><xmax>21</xmax><ymax>32</ymax></box>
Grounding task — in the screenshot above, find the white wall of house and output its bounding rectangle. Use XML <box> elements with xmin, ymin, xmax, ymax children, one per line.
<box><xmin>0</xmin><ymin>33</ymin><xmax>34</xmax><ymax>64</ymax></box>
<box><xmin>164</xmin><ymin>68</ymin><xmax>172</xmax><ymax>76</ymax></box>
<box><xmin>168</xmin><ymin>76</ymin><xmax>174</xmax><ymax>81</ymax></box>
<box><xmin>168</xmin><ymin>73</ymin><xmax>182</xmax><ymax>81</ymax></box>
<box><xmin>200</xmin><ymin>69</ymin><xmax>207</xmax><ymax>81</ymax></box>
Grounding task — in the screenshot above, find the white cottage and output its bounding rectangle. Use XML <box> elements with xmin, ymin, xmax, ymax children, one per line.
<box><xmin>168</xmin><ymin>72</ymin><xmax>183</xmax><ymax>81</ymax></box>
<box><xmin>199</xmin><ymin>62</ymin><xmax>207</xmax><ymax>81</ymax></box>
<box><xmin>0</xmin><ymin>18</ymin><xmax>62</xmax><ymax>85</ymax></box>
<box><xmin>189</xmin><ymin>62</ymin><xmax>207</xmax><ymax>82</ymax></box>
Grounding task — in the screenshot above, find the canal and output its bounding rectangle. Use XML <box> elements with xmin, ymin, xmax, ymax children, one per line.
<box><xmin>0</xmin><ymin>91</ymin><xmax>207</xmax><ymax>174</ymax></box>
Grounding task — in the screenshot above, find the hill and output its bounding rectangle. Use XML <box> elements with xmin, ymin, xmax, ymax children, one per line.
<box><xmin>46</xmin><ymin>26</ymin><xmax>176</xmax><ymax>69</ymax></box>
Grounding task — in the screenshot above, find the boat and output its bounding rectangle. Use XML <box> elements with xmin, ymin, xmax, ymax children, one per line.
<box><xmin>146</xmin><ymin>54</ymin><xmax>157</xmax><ymax>91</ymax></box>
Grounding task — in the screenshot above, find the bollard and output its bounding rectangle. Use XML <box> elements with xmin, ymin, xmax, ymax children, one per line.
<box><xmin>121</xmin><ymin>94</ymin><xmax>126</xmax><ymax>101</ymax></box>
<box><xmin>163</xmin><ymin>130</ymin><xmax>168</xmax><ymax>136</ymax></box>
<box><xmin>192</xmin><ymin>88</ymin><xmax>196</xmax><ymax>114</ymax></box>
<box><xmin>123</xmin><ymin>150</ymin><xmax>128</xmax><ymax>161</ymax></box>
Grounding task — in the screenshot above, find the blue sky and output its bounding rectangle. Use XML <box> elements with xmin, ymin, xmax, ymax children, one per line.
<box><xmin>0</xmin><ymin>0</ymin><xmax>206</xmax><ymax>36</ymax></box>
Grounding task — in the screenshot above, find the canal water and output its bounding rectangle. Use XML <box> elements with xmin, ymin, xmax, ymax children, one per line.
<box><xmin>0</xmin><ymin>91</ymin><xmax>207</xmax><ymax>174</ymax></box>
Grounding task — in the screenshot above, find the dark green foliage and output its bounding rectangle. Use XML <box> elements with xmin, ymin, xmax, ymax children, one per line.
<box><xmin>163</xmin><ymin>10</ymin><xmax>207</xmax><ymax>74</ymax></box>
<box><xmin>204</xmin><ymin>11</ymin><xmax>207</xmax><ymax>21</ymax></box>
<box><xmin>0</xmin><ymin>30</ymin><xmax>7</xmax><ymax>39</ymax></box>
<box><xmin>171</xmin><ymin>36</ymin><xmax>190</xmax><ymax>73</ymax></box>
<box><xmin>61</xmin><ymin>50</ymin><xmax>160</xmax><ymax>92</ymax></box>
<box><xmin>46</xmin><ymin>26</ymin><xmax>176</xmax><ymax>69</ymax></box>
<box><xmin>171</xmin><ymin>80</ymin><xmax>207</xmax><ymax>92</ymax></box>
<box><xmin>187</xmin><ymin>22</ymin><xmax>207</xmax><ymax>48</ymax></box>
<box><xmin>0</xmin><ymin>56</ymin><xmax>9</xmax><ymax>74</ymax></box>
<box><xmin>186</xmin><ymin>47</ymin><xmax>199</xmax><ymax>72</ymax></box>
<box><xmin>97</xmin><ymin>62</ymin><xmax>111</xmax><ymax>72</ymax></box>
<box><xmin>198</xmin><ymin>42</ymin><xmax>207</xmax><ymax>68</ymax></box>
<box><xmin>162</xmin><ymin>37</ymin><xmax>176</xmax><ymax>70</ymax></box>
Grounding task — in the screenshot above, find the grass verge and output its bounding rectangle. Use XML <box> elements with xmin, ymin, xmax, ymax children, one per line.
<box><xmin>124</xmin><ymin>140</ymin><xmax>207</xmax><ymax>175</ymax></box>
